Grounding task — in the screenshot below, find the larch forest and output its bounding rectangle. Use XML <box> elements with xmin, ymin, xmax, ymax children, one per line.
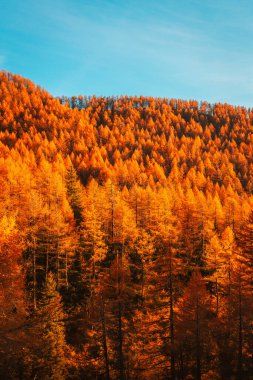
<box><xmin>0</xmin><ymin>71</ymin><xmax>252</xmax><ymax>380</ymax></box>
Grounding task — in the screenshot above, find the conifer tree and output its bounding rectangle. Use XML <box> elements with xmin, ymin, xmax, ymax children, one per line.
<box><xmin>33</xmin><ymin>273</ymin><xmax>68</xmax><ymax>380</ymax></box>
<box><xmin>65</xmin><ymin>165</ymin><xmax>83</xmax><ymax>227</ymax></box>
<box><xmin>176</xmin><ymin>272</ymin><xmax>212</xmax><ymax>380</ymax></box>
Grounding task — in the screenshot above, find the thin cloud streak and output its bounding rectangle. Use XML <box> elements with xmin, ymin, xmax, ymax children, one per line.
<box><xmin>2</xmin><ymin>0</ymin><xmax>253</xmax><ymax>106</ymax></box>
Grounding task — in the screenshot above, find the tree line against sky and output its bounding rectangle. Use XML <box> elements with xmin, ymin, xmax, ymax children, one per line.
<box><xmin>0</xmin><ymin>71</ymin><xmax>252</xmax><ymax>379</ymax></box>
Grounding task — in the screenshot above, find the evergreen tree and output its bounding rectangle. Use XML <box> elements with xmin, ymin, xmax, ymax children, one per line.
<box><xmin>65</xmin><ymin>165</ymin><xmax>83</xmax><ymax>227</ymax></box>
<box><xmin>176</xmin><ymin>272</ymin><xmax>213</xmax><ymax>380</ymax></box>
<box><xmin>33</xmin><ymin>273</ymin><xmax>68</xmax><ymax>380</ymax></box>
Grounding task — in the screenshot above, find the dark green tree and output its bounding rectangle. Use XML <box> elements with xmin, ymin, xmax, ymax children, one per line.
<box><xmin>33</xmin><ymin>272</ymin><xmax>69</xmax><ymax>380</ymax></box>
<box><xmin>65</xmin><ymin>165</ymin><xmax>83</xmax><ymax>227</ymax></box>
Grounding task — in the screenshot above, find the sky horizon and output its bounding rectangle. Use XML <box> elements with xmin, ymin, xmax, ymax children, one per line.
<box><xmin>1</xmin><ymin>0</ymin><xmax>253</xmax><ymax>107</ymax></box>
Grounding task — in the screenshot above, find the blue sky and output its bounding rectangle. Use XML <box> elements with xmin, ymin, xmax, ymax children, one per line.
<box><xmin>1</xmin><ymin>0</ymin><xmax>253</xmax><ymax>106</ymax></box>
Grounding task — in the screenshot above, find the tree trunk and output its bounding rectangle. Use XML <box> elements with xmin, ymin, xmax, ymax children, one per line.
<box><xmin>33</xmin><ymin>237</ymin><xmax>37</xmax><ymax>310</ymax></box>
<box><xmin>111</xmin><ymin>184</ymin><xmax>114</xmax><ymax>242</ymax></box>
<box><xmin>117</xmin><ymin>249</ymin><xmax>125</xmax><ymax>380</ymax></box>
<box><xmin>45</xmin><ymin>246</ymin><xmax>49</xmax><ymax>284</ymax></box>
<box><xmin>215</xmin><ymin>278</ymin><xmax>219</xmax><ymax>316</ymax></box>
<box><xmin>237</xmin><ymin>277</ymin><xmax>243</xmax><ymax>380</ymax></box>
<box><xmin>169</xmin><ymin>245</ymin><xmax>175</xmax><ymax>380</ymax></box>
<box><xmin>196</xmin><ymin>294</ymin><xmax>201</xmax><ymax>380</ymax></box>
<box><xmin>118</xmin><ymin>302</ymin><xmax>125</xmax><ymax>380</ymax></box>
<box><xmin>101</xmin><ymin>299</ymin><xmax>110</xmax><ymax>380</ymax></box>
<box><xmin>65</xmin><ymin>249</ymin><xmax>68</xmax><ymax>289</ymax></box>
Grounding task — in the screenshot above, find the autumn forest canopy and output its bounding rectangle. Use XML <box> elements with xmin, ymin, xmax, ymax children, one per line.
<box><xmin>0</xmin><ymin>71</ymin><xmax>252</xmax><ymax>379</ymax></box>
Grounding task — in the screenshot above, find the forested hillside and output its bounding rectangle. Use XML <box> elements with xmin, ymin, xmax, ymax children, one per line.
<box><xmin>0</xmin><ymin>71</ymin><xmax>252</xmax><ymax>379</ymax></box>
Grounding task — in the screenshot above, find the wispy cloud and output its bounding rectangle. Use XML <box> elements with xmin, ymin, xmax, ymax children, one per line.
<box><xmin>2</xmin><ymin>0</ymin><xmax>253</xmax><ymax>106</ymax></box>
<box><xmin>31</xmin><ymin>1</ymin><xmax>253</xmax><ymax>100</ymax></box>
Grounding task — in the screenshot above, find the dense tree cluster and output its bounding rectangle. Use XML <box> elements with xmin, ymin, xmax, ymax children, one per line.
<box><xmin>0</xmin><ymin>71</ymin><xmax>252</xmax><ymax>379</ymax></box>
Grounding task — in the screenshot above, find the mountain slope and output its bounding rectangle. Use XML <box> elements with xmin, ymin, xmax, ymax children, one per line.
<box><xmin>0</xmin><ymin>71</ymin><xmax>252</xmax><ymax>191</ymax></box>
<box><xmin>0</xmin><ymin>71</ymin><xmax>252</xmax><ymax>379</ymax></box>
